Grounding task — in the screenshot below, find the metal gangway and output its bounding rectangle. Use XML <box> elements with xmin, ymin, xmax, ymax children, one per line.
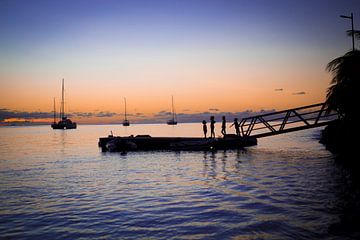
<box><xmin>239</xmin><ymin>103</ymin><xmax>340</xmax><ymax>138</ymax></box>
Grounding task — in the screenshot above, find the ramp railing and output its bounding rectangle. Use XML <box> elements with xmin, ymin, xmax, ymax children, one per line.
<box><xmin>239</xmin><ymin>103</ymin><xmax>340</xmax><ymax>138</ymax></box>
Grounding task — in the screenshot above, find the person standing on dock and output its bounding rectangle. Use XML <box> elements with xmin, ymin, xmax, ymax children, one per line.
<box><xmin>202</xmin><ymin>120</ymin><xmax>207</xmax><ymax>138</ymax></box>
<box><xmin>210</xmin><ymin>116</ymin><xmax>216</xmax><ymax>138</ymax></box>
<box><xmin>221</xmin><ymin>116</ymin><xmax>226</xmax><ymax>136</ymax></box>
<box><xmin>230</xmin><ymin>118</ymin><xmax>240</xmax><ymax>136</ymax></box>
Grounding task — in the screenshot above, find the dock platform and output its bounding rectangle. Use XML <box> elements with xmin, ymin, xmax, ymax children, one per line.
<box><xmin>98</xmin><ymin>134</ymin><xmax>257</xmax><ymax>152</ymax></box>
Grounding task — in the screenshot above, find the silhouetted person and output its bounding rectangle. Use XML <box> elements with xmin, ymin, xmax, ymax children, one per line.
<box><xmin>230</xmin><ymin>118</ymin><xmax>240</xmax><ymax>136</ymax></box>
<box><xmin>202</xmin><ymin>120</ymin><xmax>207</xmax><ymax>138</ymax></box>
<box><xmin>210</xmin><ymin>116</ymin><xmax>216</xmax><ymax>138</ymax></box>
<box><xmin>221</xmin><ymin>116</ymin><xmax>226</xmax><ymax>136</ymax></box>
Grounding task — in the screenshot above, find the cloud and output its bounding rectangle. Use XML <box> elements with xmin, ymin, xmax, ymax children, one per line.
<box><xmin>154</xmin><ymin>110</ymin><xmax>172</xmax><ymax>117</ymax></box>
<box><xmin>135</xmin><ymin>112</ymin><xmax>146</xmax><ymax>117</ymax></box>
<box><xmin>208</xmin><ymin>108</ymin><xmax>219</xmax><ymax>112</ymax></box>
<box><xmin>292</xmin><ymin>91</ymin><xmax>306</xmax><ymax>95</ymax></box>
<box><xmin>274</xmin><ymin>88</ymin><xmax>283</xmax><ymax>91</ymax></box>
<box><xmin>71</xmin><ymin>112</ymin><xmax>94</xmax><ymax>118</ymax></box>
<box><xmin>70</xmin><ymin>112</ymin><xmax>119</xmax><ymax>118</ymax></box>
<box><xmin>0</xmin><ymin>108</ymin><xmax>120</xmax><ymax>122</ymax></box>
<box><xmin>0</xmin><ymin>109</ymin><xmax>53</xmax><ymax>121</ymax></box>
<box><xmin>95</xmin><ymin>112</ymin><xmax>118</xmax><ymax>118</ymax></box>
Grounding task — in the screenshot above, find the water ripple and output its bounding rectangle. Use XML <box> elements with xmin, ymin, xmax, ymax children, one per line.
<box><xmin>0</xmin><ymin>125</ymin><xmax>358</xmax><ymax>239</ymax></box>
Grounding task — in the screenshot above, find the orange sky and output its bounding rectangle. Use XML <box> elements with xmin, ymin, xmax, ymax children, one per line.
<box><xmin>0</xmin><ymin>55</ymin><xmax>330</xmax><ymax>116</ymax></box>
<box><xmin>0</xmin><ymin>0</ymin><xmax>356</xmax><ymax>124</ymax></box>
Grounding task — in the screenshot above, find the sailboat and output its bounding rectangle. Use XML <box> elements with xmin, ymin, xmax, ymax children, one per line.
<box><xmin>122</xmin><ymin>97</ymin><xmax>130</xmax><ymax>126</ymax></box>
<box><xmin>51</xmin><ymin>78</ymin><xmax>77</xmax><ymax>130</ymax></box>
<box><xmin>167</xmin><ymin>95</ymin><xmax>177</xmax><ymax>125</ymax></box>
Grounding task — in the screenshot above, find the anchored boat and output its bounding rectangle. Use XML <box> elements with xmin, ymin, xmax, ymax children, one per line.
<box><xmin>167</xmin><ymin>95</ymin><xmax>177</xmax><ymax>125</ymax></box>
<box><xmin>98</xmin><ymin>134</ymin><xmax>257</xmax><ymax>152</ymax></box>
<box><xmin>122</xmin><ymin>97</ymin><xmax>130</xmax><ymax>126</ymax></box>
<box><xmin>51</xmin><ymin>78</ymin><xmax>77</xmax><ymax>130</ymax></box>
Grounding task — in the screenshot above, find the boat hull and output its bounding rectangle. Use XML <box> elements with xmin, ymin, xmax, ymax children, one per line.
<box><xmin>51</xmin><ymin>121</ymin><xmax>77</xmax><ymax>130</ymax></box>
<box><xmin>122</xmin><ymin>120</ymin><xmax>130</xmax><ymax>126</ymax></box>
<box><xmin>166</xmin><ymin>120</ymin><xmax>177</xmax><ymax>125</ymax></box>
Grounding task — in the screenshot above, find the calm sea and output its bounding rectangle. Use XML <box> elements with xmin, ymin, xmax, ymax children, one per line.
<box><xmin>0</xmin><ymin>123</ymin><xmax>359</xmax><ymax>239</ymax></box>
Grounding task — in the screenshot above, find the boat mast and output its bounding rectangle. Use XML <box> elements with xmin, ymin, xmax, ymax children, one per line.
<box><xmin>53</xmin><ymin>97</ymin><xmax>56</xmax><ymax>123</ymax></box>
<box><xmin>61</xmin><ymin>78</ymin><xmax>65</xmax><ymax>119</ymax></box>
<box><xmin>124</xmin><ymin>97</ymin><xmax>127</xmax><ymax>121</ymax></box>
<box><xmin>171</xmin><ymin>95</ymin><xmax>176</xmax><ymax>121</ymax></box>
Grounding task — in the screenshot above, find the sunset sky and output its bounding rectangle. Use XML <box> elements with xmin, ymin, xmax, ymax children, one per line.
<box><xmin>0</xmin><ymin>0</ymin><xmax>359</xmax><ymax>123</ymax></box>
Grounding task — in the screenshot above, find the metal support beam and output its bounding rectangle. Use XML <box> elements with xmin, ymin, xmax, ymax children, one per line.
<box><xmin>292</xmin><ymin>110</ymin><xmax>310</xmax><ymax>126</ymax></box>
<box><xmin>279</xmin><ymin>111</ymin><xmax>290</xmax><ymax>131</ymax></box>
<box><xmin>238</xmin><ymin>102</ymin><xmax>339</xmax><ymax>138</ymax></box>
<box><xmin>258</xmin><ymin>116</ymin><xmax>276</xmax><ymax>132</ymax></box>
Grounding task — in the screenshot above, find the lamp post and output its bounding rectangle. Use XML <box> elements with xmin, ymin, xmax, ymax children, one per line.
<box><xmin>340</xmin><ymin>13</ymin><xmax>355</xmax><ymax>51</ymax></box>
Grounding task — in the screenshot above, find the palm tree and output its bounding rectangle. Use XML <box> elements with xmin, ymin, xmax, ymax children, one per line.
<box><xmin>325</xmin><ymin>31</ymin><xmax>360</xmax><ymax>121</ymax></box>
<box><xmin>321</xmin><ymin>26</ymin><xmax>359</xmax><ymax>155</ymax></box>
<box><xmin>325</xmin><ymin>50</ymin><xmax>360</xmax><ymax>120</ymax></box>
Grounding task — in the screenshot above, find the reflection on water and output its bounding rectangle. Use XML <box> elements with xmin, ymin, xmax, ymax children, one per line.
<box><xmin>0</xmin><ymin>124</ymin><xmax>359</xmax><ymax>239</ymax></box>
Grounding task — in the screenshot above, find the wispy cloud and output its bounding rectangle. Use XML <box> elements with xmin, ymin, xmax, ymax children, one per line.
<box><xmin>0</xmin><ymin>108</ymin><xmax>119</xmax><ymax>122</ymax></box>
<box><xmin>274</xmin><ymin>88</ymin><xmax>283</xmax><ymax>91</ymax></box>
<box><xmin>154</xmin><ymin>110</ymin><xmax>172</xmax><ymax>117</ymax></box>
<box><xmin>95</xmin><ymin>112</ymin><xmax>118</xmax><ymax>118</ymax></box>
<box><xmin>71</xmin><ymin>112</ymin><xmax>94</xmax><ymax>118</ymax></box>
<box><xmin>0</xmin><ymin>109</ymin><xmax>53</xmax><ymax>121</ymax></box>
<box><xmin>70</xmin><ymin>112</ymin><xmax>119</xmax><ymax>118</ymax></box>
<box><xmin>292</xmin><ymin>91</ymin><xmax>306</xmax><ymax>95</ymax></box>
<box><xmin>208</xmin><ymin>108</ymin><xmax>219</xmax><ymax>112</ymax></box>
<box><xmin>135</xmin><ymin>112</ymin><xmax>146</xmax><ymax>117</ymax></box>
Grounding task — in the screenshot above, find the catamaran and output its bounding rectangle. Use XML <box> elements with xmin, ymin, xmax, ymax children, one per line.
<box><xmin>167</xmin><ymin>95</ymin><xmax>177</xmax><ymax>125</ymax></box>
<box><xmin>122</xmin><ymin>97</ymin><xmax>130</xmax><ymax>126</ymax></box>
<box><xmin>51</xmin><ymin>79</ymin><xmax>77</xmax><ymax>130</ymax></box>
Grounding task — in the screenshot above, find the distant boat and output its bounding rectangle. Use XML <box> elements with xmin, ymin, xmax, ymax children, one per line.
<box><xmin>167</xmin><ymin>95</ymin><xmax>177</xmax><ymax>125</ymax></box>
<box><xmin>51</xmin><ymin>79</ymin><xmax>77</xmax><ymax>130</ymax></box>
<box><xmin>122</xmin><ymin>97</ymin><xmax>130</xmax><ymax>126</ymax></box>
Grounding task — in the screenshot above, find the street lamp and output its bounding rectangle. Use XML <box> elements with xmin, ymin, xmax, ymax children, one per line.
<box><xmin>340</xmin><ymin>13</ymin><xmax>355</xmax><ymax>51</ymax></box>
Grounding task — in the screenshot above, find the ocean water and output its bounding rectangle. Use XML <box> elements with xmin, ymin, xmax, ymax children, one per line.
<box><xmin>0</xmin><ymin>123</ymin><xmax>359</xmax><ymax>239</ymax></box>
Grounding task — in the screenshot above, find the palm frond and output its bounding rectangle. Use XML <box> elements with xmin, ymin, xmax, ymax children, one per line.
<box><xmin>325</xmin><ymin>50</ymin><xmax>360</xmax><ymax>119</ymax></box>
<box><xmin>346</xmin><ymin>30</ymin><xmax>360</xmax><ymax>39</ymax></box>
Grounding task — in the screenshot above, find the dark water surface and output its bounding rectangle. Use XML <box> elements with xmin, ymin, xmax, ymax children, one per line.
<box><xmin>0</xmin><ymin>124</ymin><xmax>359</xmax><ymax>239</ymax></box>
